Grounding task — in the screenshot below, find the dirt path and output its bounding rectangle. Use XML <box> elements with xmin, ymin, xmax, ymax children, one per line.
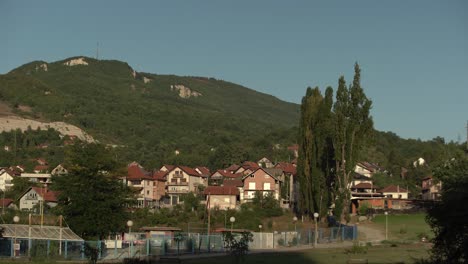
<box><xmin>356</xmin><ymin>223</ymin><xmax>386</xmax><ymax>243</ymax></box>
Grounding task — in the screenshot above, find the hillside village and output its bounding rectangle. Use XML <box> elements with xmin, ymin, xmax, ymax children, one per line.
<box><xmin>0</xmin><ymin>145</ymin><xmax>442</xmax><ymax>215</ymax></box>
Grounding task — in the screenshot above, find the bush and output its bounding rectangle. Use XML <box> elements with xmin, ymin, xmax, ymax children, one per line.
<box><xmin>345</xmin><ymin>242</ymin><xmax>368</xmax><ymax>254</ymax></box>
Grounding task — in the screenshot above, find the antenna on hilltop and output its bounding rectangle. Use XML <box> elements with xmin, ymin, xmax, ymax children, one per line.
<box><xmin>96</xmin><ymin>42</ymin><xmax>99</xmax><ymax>60</ymax></box>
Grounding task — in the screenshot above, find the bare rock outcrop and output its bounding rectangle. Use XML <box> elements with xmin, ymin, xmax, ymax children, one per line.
<box><xmin>0</xmin><ymin>116</ymin><xmax>95</xmax><ymax>142</ymax></box>
<box><xmin>170</xmin><ymin>85</ymin><xmax>202</xmax><ymax>99</ymax></box>
<box><xmin>63</xmin><ymin>57</ymin><xmax>88</xmax><ymax>66</ymax></box>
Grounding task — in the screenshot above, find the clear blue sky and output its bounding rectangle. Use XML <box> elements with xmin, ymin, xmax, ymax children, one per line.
<box><xmin>1</xmin><ymin>1</ymin><xmax>467</xmax><ymax>142</ymax></box>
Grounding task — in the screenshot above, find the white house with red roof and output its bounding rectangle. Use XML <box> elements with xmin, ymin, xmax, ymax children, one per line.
<box><xmin>0</xmin><ymin>168</ymin><xmax>15</xmax><ymax>191</ymax></box>
<box><xmin>164</xmin><ymin>165</ymin><xmax>207</xmax><ymax>206</ymax></box>
<box><xmin>204</xmin><ymin>186</ymin><xmax>239</xmax><ymax>210</ymax></box>
<box><xmin>379</xmin><ymin>185</ymin><xmax>409</xmax><ymax>199</ymax></box>
<box><xmin>19</xmin><ymin>187</ymin><xmax>58</xmax><ymax>211</ymax></box>
<box><xmin>209</xmin><ymin>169</ymin><xmax>242</xmax><ymax>186</ymax></box>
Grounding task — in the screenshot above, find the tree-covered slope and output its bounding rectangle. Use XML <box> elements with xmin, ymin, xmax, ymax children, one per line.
<box><xmin>0</xmin><ymin>57</ymin><xmax>300</xmax><ymax>168</ymax></box>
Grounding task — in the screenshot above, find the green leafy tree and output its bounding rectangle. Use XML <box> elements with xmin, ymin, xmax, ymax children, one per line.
<box><xmin>52</xmin><ymin>143</ymin><xmax>131</xmax><ymax>240</ymax></box>
<box><xmin>426</xmin><ymin>154</ymin><xmax>468</xmax><ymax>263</ymax></box>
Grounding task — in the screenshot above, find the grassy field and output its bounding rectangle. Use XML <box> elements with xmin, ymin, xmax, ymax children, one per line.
<box><xmin>372</xmin><ymin>213</ymin><xmax>432</xmax><ymax>242</ymax></box>
<box><xmin>183</xmin><ymin>244</ymin><xmax>431</xmax><ymax>264</ymax></box>
<box><xmin>0</xmin><ymin>244</ymin><xmax>431</xmax><ymax>264</ymax></box>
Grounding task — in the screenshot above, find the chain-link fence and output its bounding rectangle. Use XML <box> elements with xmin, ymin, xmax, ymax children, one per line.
<box><xmin>0</xmin><ymin>225</ymin><xmax>357</xmax><ymax>260</ymax></box>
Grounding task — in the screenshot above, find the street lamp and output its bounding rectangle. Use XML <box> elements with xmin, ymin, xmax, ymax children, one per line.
<box><xmin>384</xmin><ymin>212</ymin><xmax>388</xmax><ymax>240</ymax></box>
<box><xmin>13</xmin><ymin>215</ymin><xmax>20</xmax><ymax>257</ymax></box>
<box><xmin>229</xmin><ymin>216</ymin><xmax>235</xmax><ymax>233</ymax></box>
<box><xmin>313</xmin><ymin>212</ymin><xmax>319</xmax><ymax>247</ymax></box>
<box><xmin>259</xmin><ymin>224</ymin><xmax>263</xmax><ymax>249</ymax></box>
<box><xmin>127</xmin><ymin>220</ymin><xmax>133</xmax><ymax>257</ymax></box>
<box><xmin>292</xmin><ymin>216</ymin><xmax>298</xmax><ymax>233</ymax></box>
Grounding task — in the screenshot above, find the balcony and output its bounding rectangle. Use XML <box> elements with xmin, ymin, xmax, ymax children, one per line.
<box><xmin>167</xmin><ymin>179</ymin><xmax>188</xmax><ymax>186</ymax></box>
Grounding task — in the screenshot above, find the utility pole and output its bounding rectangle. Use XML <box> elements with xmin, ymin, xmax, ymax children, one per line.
<box><xmin>466</xmin><ymin>120</ymin><xmax>468</xmax><ymax>150</ymax></box>
<box><xmin>96</xmin><ymin>42</ymin><xmax>99</xmax><ymax>60</ymax></box>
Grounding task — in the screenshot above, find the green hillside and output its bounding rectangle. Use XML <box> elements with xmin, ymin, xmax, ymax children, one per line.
<box><xmin>0</xmin><ymin>57</ymin><xmax>299</xmax><ymax>168</ymax></box>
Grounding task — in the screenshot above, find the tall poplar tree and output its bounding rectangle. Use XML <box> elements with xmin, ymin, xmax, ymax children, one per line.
<box><xmin>332</xmin><ymin>63</ymin><xmax>373</xmax><ymax>221</ymax></box>
<box><xmin>297</xmin><ymin>87</ymin><xmax>334</xmax><ymax>217</ymax></box>
<box><xmin>297</xmin><ymin>63</ymin><xmax>373</xmax><ymax>222</ymax></box>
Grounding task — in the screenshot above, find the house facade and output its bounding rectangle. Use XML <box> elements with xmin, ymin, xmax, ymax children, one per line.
<box><xmin>126</xmin><ymin>162</ymin><xmax>156</xmax><ymax>208</ymax></box>
<box><xmin>0</xmin><ymin>168</ymin><xmax>15</xmax><ymax>191</ymax></box>
<box><xmin>242</xmin><ymin>168</ymin><xmax>283</xmax><ymax>202</ymax></box>
<box><xmin>204</xmin><ymin>186</ymin><xmax>239</xmax><ymax>210</ymax></box>
<box><xmin>165</xmin><ymin>166</ymin><xmax>206</xmax><ymax>205</ymax></box>
<box><xmin>379</xmin><ymin>185</ymin><xmax>409</xmax><ymax>199</ymax></box>
<box><xmin>421</xmin><ymin>176</ymin><xmax>442</xmax><ymax>200</ymax></box>
<box><xmin>19</xmin><ymin>187</ymin><xmax>58</xmax><ymax>211</ymax></box>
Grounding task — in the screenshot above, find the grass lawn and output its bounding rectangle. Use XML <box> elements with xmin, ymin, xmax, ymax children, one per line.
<box><xmin>372</xmin><ymin>213</ymin><xmax>432</xmax><ymax>242</ymax></box>
<box><xmin>183</xmin><ymin>244</ymin><xmax>431</xmax><ymax>264</ymax></box>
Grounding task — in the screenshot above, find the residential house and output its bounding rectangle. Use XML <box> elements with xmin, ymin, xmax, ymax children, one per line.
<box><xmin>225</xmin><ymin>164</ymin><xmax>240</xmax><ymax>174</ymax></box>
<box><xmin>204</xmin><ymin>186</ymin><xmax>239</xmax><ymax>210</ymax></box>
<box><xmin>19</xmin><ymin>187</ymin><xmax>58</xmax><ymax>211</ymax></box>
<box><xmin>223</xmin><ymin>179</ymin><xmax>244</xmax><ymax>202</ymax></box>
<box><xmin>350</xmin><ymin>182</ymin><xmax>379</xmax><ymax>198</ymax></box>
<box><xmin>421</xmin><ymin>176</ymin><xmax>442</xmax><ymax>200</ymax></box>
<box><xmin>274</xmin><ymin>162</ymin><xmax>297</xmax><ymax>208</ymax></box>
<box><xmin>20</xmin><ymin>171</ymin><xmax>52</xmax><ymax>185</ymax></box>
<box><xmin>195</xmin><ymin>167</ymin><xmax>211</xmax><ymax>178</ymax></box>
<box><xmin>379</xmin><ymin>185</ymin><xmax>409</xmax><ymax>199</ymax></box>
<box><xmin>164</xmin><ymin>166</ymin><xmax>207</xmax><ymax>206</ymax></box>
<box><xmin>209</xmin><ymin>170</ymin><xmax>242</xmax><ymax>186</ymax></box>
<box><xmin>0</xmin><ymin>168</ymin><xmax>15</xmax><ymax>191</ymax></box>
<box><xmin>354</xmin><ymin>162</ymin><xmax>385</xmax><ymax>178</ymax></box>
<box><xmin>235</xmin><ymin>161</ymin><xmax>260</xmax><ymax>176</ymax></box>
<box><xmin>152</xmin><ymin>170</ymin><xmax>169</xmax><ymax>202</ymax></box>
<box><xmin>126</xmin><ymin>162</ymin><xmax>156</xmax><ymax>208</ymax></box>
<box><xmin>51</xmin><ymin>164</ymin><xmax>68</xmax><ymax>176</ymax></box>
<box><xmin>0</xmin><ymin>198</ymin><xmax>17</xmax><ymax>210</ymax></box>
<box><xmin>257</xmin><ymin>157</ymin><xmax>274</xmax><ymax>168</ymax></box>
<box><xmin>242</xmin><ymin>168</ymin><xmax>284</xmax><ymax>202</ymax></box>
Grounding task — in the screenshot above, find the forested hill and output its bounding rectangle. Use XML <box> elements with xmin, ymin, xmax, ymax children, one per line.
<box><xmin>0</xmin><ymin>56</ymin><xmax>300</xmax><ymax>168</ymax></box>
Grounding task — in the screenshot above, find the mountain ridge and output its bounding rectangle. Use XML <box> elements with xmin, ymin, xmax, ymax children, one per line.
<box><xmin>0</xmin><ymin>56</ymin><xmax>300</xmax><ymax>168</ymax></box>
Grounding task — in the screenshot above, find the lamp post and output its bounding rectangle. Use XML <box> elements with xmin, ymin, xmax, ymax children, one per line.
<box><xmin>13</xmin><ymin>215</ymin><xmax>20</xmax><ymax>257</ymax></box>
<box><xmin>313</xmin><ymin>212</ymin><xmax>319</xmax><ymax>247</ymax></box>
<box><xmin>229</xmin><ymin>216</ymin><xmax>235</xmax><ymax>233</ymax></box>
<box><xmin>292</xmin><ymin>216</ymin><xmax>298</xmax><ymax>233</ymax></box>
<box><xmin>384</xmin><ymin>212</ymin><xmax>388</xmax><ymax>240</ymax></box>
<box><xmin>127</xmin><ymin>220</ymin><xmax>133</xmax><ymax>257</ymax></box>
<box><xmin>259</xmin><ymin>224</ymin><xmax>262</xmax><ymax>249</ymax></box>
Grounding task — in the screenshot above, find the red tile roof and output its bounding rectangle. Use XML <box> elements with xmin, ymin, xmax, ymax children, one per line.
<box><xmin>223</xmin><ymin>180</ymin><xmax>243</xmax><ymax>187</ymax></box>
<box><xmin>161</xmin><ymin>165</ymin><xmax>175</xmax><ymax>171</ymax></box>
<box><xmin>275</xmin><ymin>162</ymin><xmax>297</xmax><ymax>175</ymax></box>
<box><xmin>179</xmin><ymin>166</ymin><xmax>201</xmax><ymax>177</ymax></box>
<box><xmin>196</xmin><ymin>167</ymin><xmax>211</xmax><ymax>177</ymax></box>
<box><xmin>213</xmin><ymin>170</ymin><xmax>243</xmax><ymax>179</ymax></box>
<box><xmin>0</xmin><ymin>198</ymin><xmax>14</xmax><ymax>207</ymax></box>
<box><xmin>31</xmin><ymin>187</ymin><xmax>58</xmax><ymax>202</ymax></box>
<box><xmin>152</xmin><ymin>170</ymin><xmax>168</xmax><ymax>181</ymax></box>
<box><xmin>287</xmin><ymin>144</ymin><xmax>299</xmax><ymax>151</ymax></box>
<box><xmin>225</xmin><ymin>164</ymin><xmax>240</xmax><ymax>172</ymax></box>
<box><xmin>127</xmin><ymin>162</ymin><xmax>152</xmax><ymax>180</ymax></box>
<box><xmin>204</xmin><ymin>186</ymin><xmax>239</xmax><ymax>196</ymax></box>
<box><xmin>379</xmin><ymin>185</ymin><xmax>408</xmax><ymax>193</ymax></box>
<box><xmin>241</xmin><ymin>161</ymin><xmax>260</xmax><ymax>170</ymax></box>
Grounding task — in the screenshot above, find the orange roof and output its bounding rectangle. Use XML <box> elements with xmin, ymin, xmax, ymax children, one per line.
<box><xmin>275</xmin><ymin>162</ymin><xmax>297</xmax><ymax>175</ymax></box>
<box><xmin>127</xmin><ymin>162</ymin><xmax>152</xmax><ymax>180</ymax></box>
<box><xmin>204</xmin><ymin>186</ymin><xmax>239</xmax><ymax>195</ymax></box>
<box><xmin>241</xmin><ymin>161</ymin><xmax>260</xmax><ymax>170</ymax></box>
<box><xmin>213</xmin><ymin>170</ymin><xmax>242</xmax><ymax>178</ymax></box>
<box><xmin>379</xmin><ymin>185</ymin><xmax>408</xmax><ymax>193</ymax></box>
<box><xmin>152</xmin><ymin>170</ymin><xmax>168</xmax><ymax>181</ymax></box>
<box><xmin>196</xmin><ymin>166</ymin><xmax>211</xmax><ymax>177</ymax></box>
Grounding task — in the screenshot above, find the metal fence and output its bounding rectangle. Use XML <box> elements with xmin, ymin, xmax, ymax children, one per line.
<box><xmin>0</xmin><ymin>226</ymin><xmax>357</xmax><ymax>260</ymax></box>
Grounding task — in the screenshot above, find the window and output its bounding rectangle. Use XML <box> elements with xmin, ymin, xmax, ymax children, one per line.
<box><xmin>264</xmin><ymin>183</ymin><xmax>271</xmax><ymax>190</ymax></box>
<box><xmin>249</xmin><ymin>182</ymin><xmax>256</xmax><ymax>190</ymax></box>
